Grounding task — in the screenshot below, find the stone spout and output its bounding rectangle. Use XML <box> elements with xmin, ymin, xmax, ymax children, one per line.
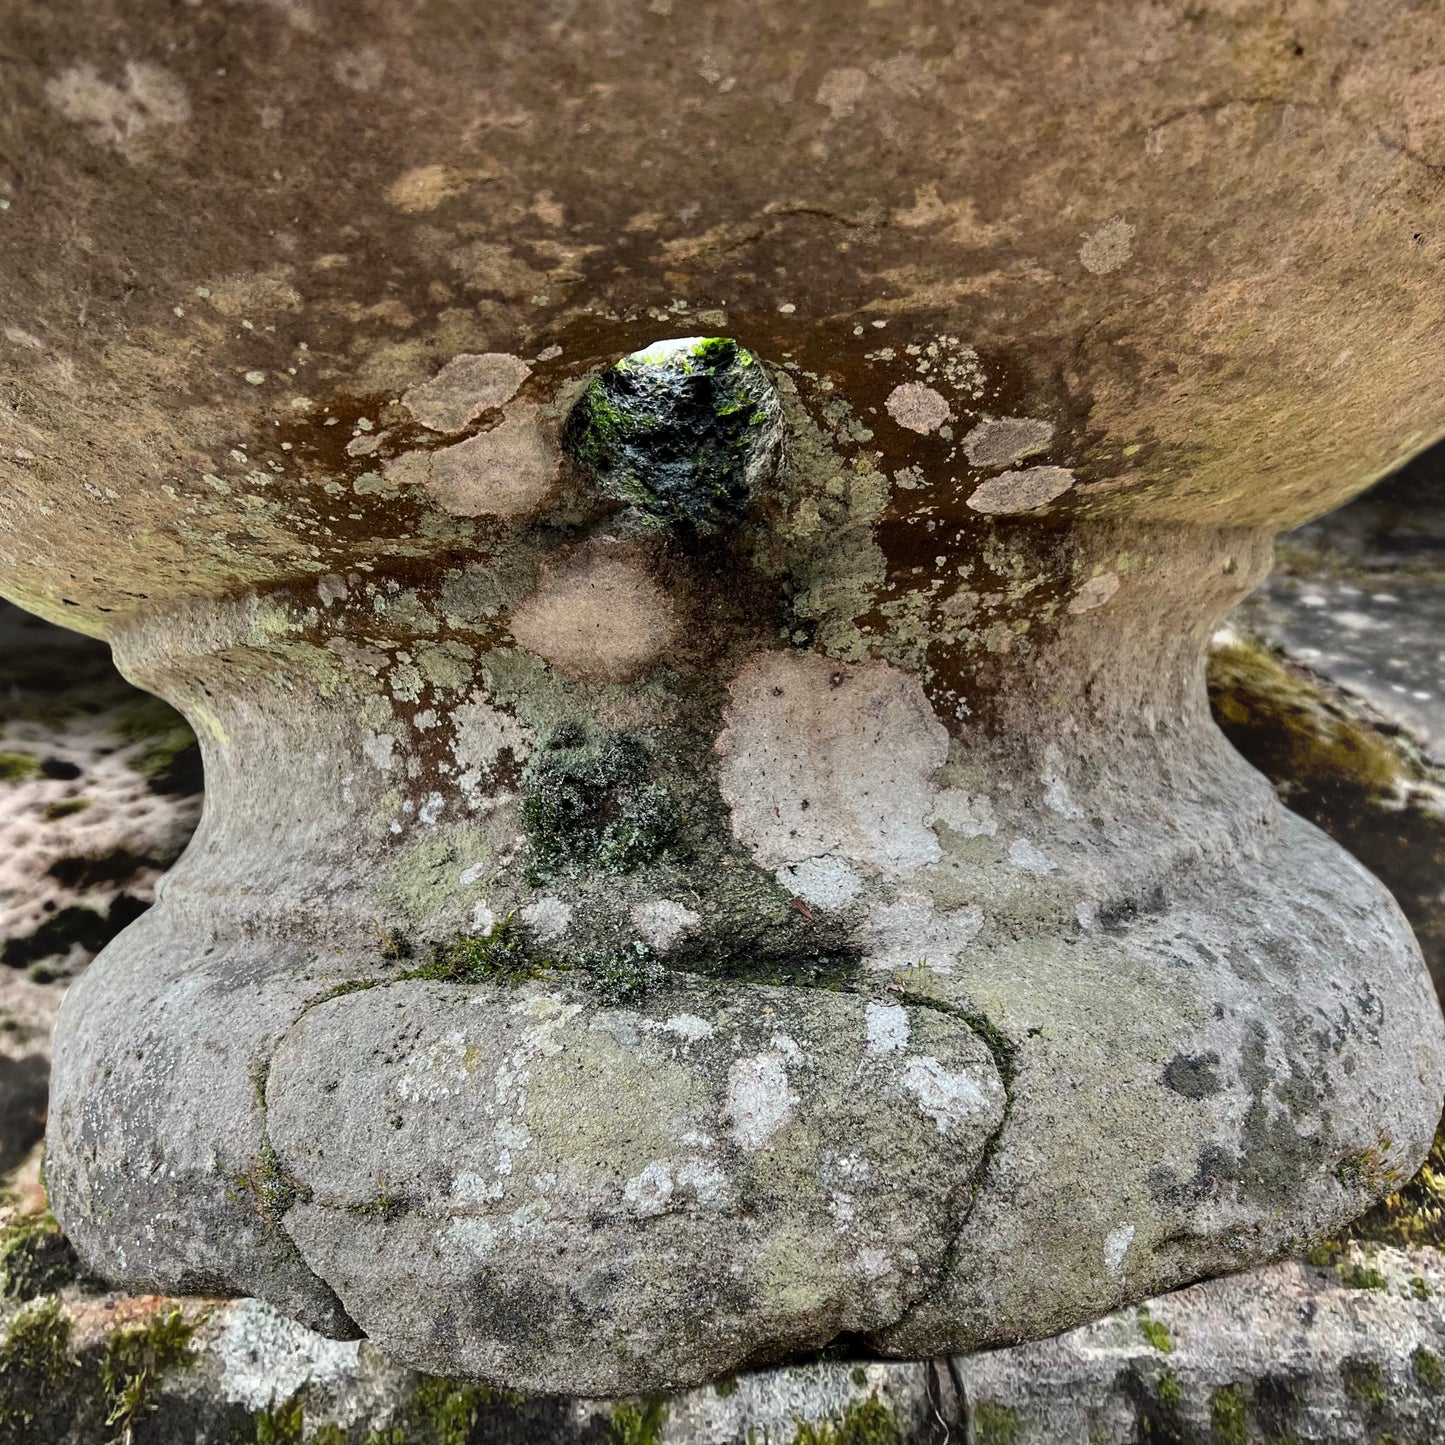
<box><xmin>1</xmin><ymin>0</ymin><xmax>1442</xmax><ymax>1398</ymax></box>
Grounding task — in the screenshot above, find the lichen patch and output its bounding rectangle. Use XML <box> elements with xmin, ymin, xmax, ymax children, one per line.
<box><xmin>451</xmin><ymin>695</ymin><xmax>533</xmax><ymax>784</ymax></box>
<box><xmin>967</xmin><ymin>467</ymin><xmax>1075</xmax><ymax>515</ymax></box>
<box><xmin>725</xmin><ymin>1052</ymin><xmax>798</xmax><ymax>1151</ymax></box>
<box><xmin>519</xmin><ymin>896</ymin><xmax>572</xmax><ymax>943</ymax></box>
<box><xmin>1079</xmin><ymin>215</ymin><xmax>1136</xmax><ymax>275</ymax></box>
<box><xmin>401</xmin><ymin>353</ymin><xmax>532</xmax><ymax>433</ymax></box>
<box><xmin>933</xmin><ymin>790</ymin><xmax>998</xmax><ymax>839</ymax></box>
<box><xmin>395</xmin><ymin>405</ymin><xmax>555</xmax><ymax>519</ymax></box>
<box><xmin>859</xmin><ymin>896</ymin><xmax>984</xmax><ymax>973</ymax></box>
<box><xmin>902</xmin><ymin>1055</ymin><xmax>995</xmax><ymax>1135</ymax></box>
<box><xmin>45</xmin><ymin>63</ymin><xmax>189</xmax><ymax>155</ymax></box>
<box><xmin>962</xmin><ymin>416</ymin><xmax>1055</xmax><ymax>468</ymax></box>
<box><xmin>885</xmin><ymin>383</ymin><xmax>951</xmax><ymax>435</ymax></box>
<box><xmin>630</xmin><ymin>899</ymin><xmax>701</xmax><ymax>950</ymax></box>
<box><xmin>716</xmin><ymin>652</ymin><xmax>948</xmax><ymax>875</ymax></box>
<box><xmin>865</xmin><ymin>1002</ymin><xmax>909</xmax><ymax>1056</ymax></box>
<box><xmin>1007</xmin><ymin>838</ymin><xmax>1056</xmax><ymax>874</ymax></box>
<box><xmin>1067</xmin><ymin>571</ymin><xmax>1121</xmax><ymax>614</ymax></box>
<box><xmin>774</xmin><ymin>854</ymin><xmax>863</xmax><ymax>910</ymax></box>
<box><xmin>1104</xmin><ymin>1222</ymin><xmax>1137</xmax><ymax>1278</ymax></box>
<box><xmin>508</xmin><ymin>545</ymin><xmax>678</xmax><ymax>684</ymax></box>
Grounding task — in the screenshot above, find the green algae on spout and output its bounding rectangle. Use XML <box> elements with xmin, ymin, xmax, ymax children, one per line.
<box><xmin>564</xmin><ymin>336</ymin><xmax>783</xmax><ymax>535</ymax></box>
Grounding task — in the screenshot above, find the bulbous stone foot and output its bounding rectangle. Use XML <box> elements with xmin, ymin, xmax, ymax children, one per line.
<box><xmin>5</xmin><ymin>0</ymin><xmax>1445</xmax><ymax>1397</ymax></box>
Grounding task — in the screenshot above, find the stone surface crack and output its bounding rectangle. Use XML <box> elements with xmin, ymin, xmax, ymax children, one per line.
<box><xmin>1143</xmin><ymin>92</ymin><xmax>1445</xmax><ymax>182</ymax></box>
<box><xmin>873</xmin><ymin>992</ymin><xmax>1019</xmax><ymax>1344</ymax></box>
<box><xmin>247</xmin><ymin>1049</ymin><xmax>361</xmax><ymax>1339</ymax></box>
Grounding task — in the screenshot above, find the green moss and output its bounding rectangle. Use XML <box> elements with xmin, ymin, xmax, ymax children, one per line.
<box><xmin>320</xmin><ymin>978</ymin><xmax>382</xmax><ymax>1002</ymax></box>
<box><xmin>101</xmin><ymin>1306</ymin><xmax>199</xmax><ymax>1440</ymax></box>
<box><xmin>1340</xmin><ymin>1261</ymin><xmax>1388</xmax><ymax>1290</ymax></box>
<box><xmin>1</xmin><ymin>899</ymin><xmax>144</xmax><ymax>970</ymax></box>
<box><xmin>605</xmin><ymin>1397</ymin><xmax>668</xmax><ymax>1445</ymax></box>
<box><xmin>579</xmin><ymin>940</ymin><xmax>663</xmax><ymax>1005</ymax></box>
<box><xmin>1157</xmin><ymin>1369</ymin><xmax>1182</xmax><ymax>1409</ymax></box>
<box><xmin>520</xmin><ymin>725</ymin><xmax>678</xmax><ymax>883</ymax></box>
<box><xmin>1412</xmin><ymin>1345</ymin><xmax>1443</xmax><ymax>1393</ymax></box>
<box><xmin>714</xmin><ymin>1375</ymin><xmax>739</xmax><ymax>1399</ymax></box>
<box><xmin>971</xmin><ymin>1401</ymin><xmax>1022</xmax><ymax>1445</ymax></box>
<box><xmin>0</xmin><ymin>1210</ymin><xmax>81</xmax><ymax>1300</ymax></box>
<box><xmin>348</xmin><ymin>1195</ymin><xmax>405</xmax><ymax>1222</ymax></box>
<box><xmin>1139</xmin><ymin>1315</ymin><xmax>1175</xmax><ymax>1353</ymax></box>
<box><xmin>1336</xmin><ymin>1145</ymin><xmax>1409</xmax><ymax>1195</ymax></box>
<box><xmin>0</xmin><ymin>1297</ymin><xmax>74</xmax><ymax>1434</ymax></box>
<box><xmin>1209</xmin><ymin>637</ymin><xmax>1403</xmax><ymax>798</ymax></box>
<box><xmin>1340</xmin><ymin>1357</ymin><xmax>1387</xmax><ymax>1409</ymax></box>
<box><xmin>1209</xmin><ymin>632</ymin><xmax>1445</xmax><ymax>1020</ymax></box>
<box><xmin>358</xmin><ymin>1377</ymin><xmax>505</xmax><ymax>1445</ymax></box>
<box><xmin>402</xmin><ymin>913</ymin><xmax>544</xmax><ymax>986</ymax></box>
<box><xmin>1347</xmin><ymin>1112</ymin><xmax>1445</xmax><ymax>1250</ymax></box>
<box><xmin>565</xmin><ymin>336</ymin><xmax>780</xmax><ymax>534</ymax></box>
<box><xmin>0</xmin><ymin>751</ymin><xmax>40</xmax><ymax>782</ymax></box>
<box><xmin>43</xmin><ymin>797</ymin><xmax>91</xmax><ymax>820</ymax></box>
<box><xmin>958</xmin><ymin>1009</ymin><xmax>1018</xmax><ymax>1089</ymax></box>
<box><xmin>1209</xmin><ymin>1384</ymin><xmax>1248</xmax><ymax>1444</ymax></box>
<box><xmin>116</xmin><ymin>699</ymin><xmax>203</xmax><ymax>795</ymax></box>
<box><xmin>1411</xmin><ymin>1275</ymin><xmax>1432</xmax><ymax>1301</ymax></box>
<box><xmin>255</xmin><ymin>1394</ymin><xmax>305</xmax><ymax>1444</ymax></box>
<box><xmin>261</xmin><ymin>1377</ymin><xmax>519</xmax><ymax>1445</ymax></box>
<box><xmin>790</xmin><ymin>1394</ymin><xmax>903</xmax><ymax>1445</ymax></box>
<box><xmin>236</xmin><ymin>1138</ymin><xmax>306</xmax><ymax>1224</ymax></box>
<box><xmin>373</xmin><ymin>924</ymin><xmax>413</xmax><ymax>962</ymax></box>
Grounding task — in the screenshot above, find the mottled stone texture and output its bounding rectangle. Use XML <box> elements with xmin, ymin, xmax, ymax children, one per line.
<box><xmin>0</xmin><ymin>0</ymin><xmax>1442</xmax><ymax>1398</ymax></box>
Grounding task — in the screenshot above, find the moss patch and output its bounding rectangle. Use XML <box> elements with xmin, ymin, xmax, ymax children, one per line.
<box><xmin>43</xmin><ymin>797</ymin><xmax>90</xmax><ymax>820</ymax></box>
<box><xmin>0</xmin><ymin>751</ymin><xmax>40</xmax><ymax>782</ymax></box>
<box><xmin>1209</xmin><ymin>1384</ymin><xmax>1247</xmax><ymax>1445</ymax></box>
<box><xmin>0</xmin><ymin>1298</ymin><xmax>74</xmax><ymax>1436</ymax></box>
<box><xmin>520</xmin><ymin>724</ymin><xmax>678</xmax><ymax>883</ymax></box>
<box><xmin>118</xmin><ymin>697</ymin><xmax>204</xmax><ymax>795</ymax></box>
<box><xmin>971</xmin><ymin>1400</ymin><xmax>1022</xmax><ymax>1445</ymax></box>
<box><xmin>790</xmin><ymin>1394</ymin><xmax>903</xmax><ymax>1445</ymax></box>
<box><xmin>365</xmin><ymin>1377</ymin><xmax>509</xmax><ymax>1445</ymax></box>
<box><xmin>254</xmin><ymin>1375</ymin><xmax>533</xmax><ymax>1445</ymax></box>
<box><xmin>565</xmin><ymin>336</ymin><xmax>781</xmax><ymax>535</ymax></box>
<box><xmin>1208</xmin><ymin>634</ymin><xmax>1445</xmax><ymax>989</ymax></box>
<box><xmin>605</xmin><ymin>1397</ymin><xmax>668</xmax><ymax>1445</ymax></box>
<box><xmin>235</xmin><ymin>1139</ymin><xmax>307</xmax><ymax>1224</ymax></box>
<box><xmin>1346</xmin><ymin>1111</ymin><xmax>1445</xmax><ymax>1250</ymax></box>
<box><xmin>0</xmin><ymin>1211</ymin><xmax>81</xmax><ymax>1301</ymax></box>
<box><xmin>576</xmin><ymin>940</ymin><xmax>663</xmax><ymax>1005</ymax></box>
<box><xmin>1139</xmin><ymin>1315</ymin><xmax>1175</xmax><ymax>1354</ymax></box>
<box><xmin>401</xmin><ymin>914</ymin><xmax>544</xmax><ymax>986</ymax></box>
<box><xmin>1340</xmin><ymin>1357</ymin><xmax>1387</xmax><ymax>1410</ymax></box>
<box><xmin>101</xmin><ymin>1306</ymin><xmax>200</xmax><ymax>1440</ymax></box>
<box><xmin>1339</xmin><ymin>1260</ymin><xmax>1388</xmax><ymax>1290</ymax></box>
<box><xmin>0</xmin><ymin>893</ymin><xmax>150</xmax><ymax>969</ymax></box>
<box><xmin>1412</xmin><ymin>1345</ymin><xmax>1443</xmax><ymax>1394</ymax></box>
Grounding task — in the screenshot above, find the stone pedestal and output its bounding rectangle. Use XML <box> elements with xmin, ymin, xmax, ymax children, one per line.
<box><xmin>2</xmin><ymin>0</ymin><xmax>1443</xmax><ymax>1398</ymax></box>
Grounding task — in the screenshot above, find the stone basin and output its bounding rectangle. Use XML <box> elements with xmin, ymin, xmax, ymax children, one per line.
<box><xmin>1</xmin><ymin>0</ymin><xmax>1443</xmax><ymax>1396</ymax></box>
